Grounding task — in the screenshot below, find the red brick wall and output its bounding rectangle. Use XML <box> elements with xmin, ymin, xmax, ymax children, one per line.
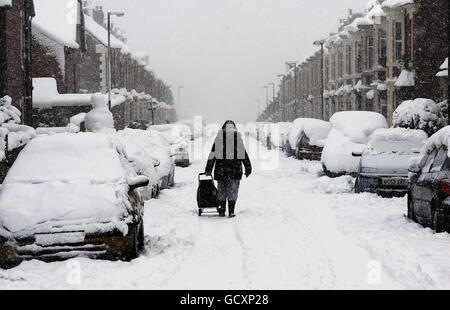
<box><xmin>31</xmin><ymin>37</ymin><xmax>65</xmax><ymax>93</ymax></box>
<box><xmin>4</xmin><ymin>0</ymin><xmax>25</xmax><ymax>112</ymax></box>
<box><xmin>414</xmin><ymin>0</ymin><xmax>449</xmax><ymax>100</ymax></box>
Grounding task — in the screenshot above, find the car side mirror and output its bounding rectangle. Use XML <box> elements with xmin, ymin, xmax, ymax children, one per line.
<box><xmin>408</xmin><ymin>167</ymin><xmax>420</xmax><ymax>174</ymax></box>
<box><xmin>352</xmin><ymin>151</ymin><xmax>363</xmax><ymax>157</ymax></box>
<box><xmin>128</xmin><ymin>176</ymin><xmax>150</xmax><ymax>191</ymax></box>
<box><xmin>153</xmin><ymin>159</ymin><xmax>161</xmax><ymax>167</ymax></box>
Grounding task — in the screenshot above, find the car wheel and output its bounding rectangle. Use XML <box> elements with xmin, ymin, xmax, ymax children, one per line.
<box><xmin>407</xmin><ymin>193</ymin><xmax>416</xmax><ymax>221</ymax></box>
<box><xmin>355</xmin><ymin>179</ymin><xmax>361</xmax><ymax>194</ymax></box>
<box><xmin>123</xmin><ymin>224</ymin><xmax>139</xmax><ymax>261</ymax></box>
<box><xmin>138</xmin><ymin>221</ymin><xmax>145</xmax><ymax>250</ymax></box>
<box><xmin>432</xmin><ymin>207</ymin><xmax>444</xmax><ymax>233</ymax></box>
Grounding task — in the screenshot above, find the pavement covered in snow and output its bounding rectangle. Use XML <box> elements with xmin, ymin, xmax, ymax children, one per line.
<box><xmin>0</xmin><ymin>135</ymin><xmax>449</xmax><ymax>290</ymax></box>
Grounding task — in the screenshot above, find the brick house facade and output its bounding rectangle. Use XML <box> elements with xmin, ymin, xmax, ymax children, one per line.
<box><xmin>268</xmin><ymin>0</ymin><xmax>448</xmax><ymax>125</ymax></box>
<box><xmin>0</xmin><ymin>0</ymin><xmax>34</xmax><ymax>125</ymax></box>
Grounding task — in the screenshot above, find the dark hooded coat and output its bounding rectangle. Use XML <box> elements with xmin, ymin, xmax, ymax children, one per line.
<box><xmin>205</xmin><ymin>121</ymin><xmax>252</xmax><ymax>181</ymax></box>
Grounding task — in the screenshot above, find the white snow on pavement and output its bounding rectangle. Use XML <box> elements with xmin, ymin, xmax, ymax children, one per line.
<box><xmin>0</xmin><ymin>136</ymin><xmax>449</xmax><ymax>289</ymax></box>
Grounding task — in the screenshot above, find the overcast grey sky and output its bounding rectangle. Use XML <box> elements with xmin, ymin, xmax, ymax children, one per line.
<box><xmin>94</xmin><ymin>0</ymin><xmax>367</xmax><ymax>124</ymax></box>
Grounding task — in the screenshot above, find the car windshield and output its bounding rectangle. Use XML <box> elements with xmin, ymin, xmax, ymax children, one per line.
<box><xmin>366</xmin><ymin>136</ymin><xmax>423</xmax><ymax>155</ymax></box>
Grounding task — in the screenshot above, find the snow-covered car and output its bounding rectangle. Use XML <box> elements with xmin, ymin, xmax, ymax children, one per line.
<box><xmin>408</xmin><ymin>126</ymin><xmax>450</xmax><ymax>232</ymax></box>
<box><xmin>0</xmin><ymin>133</ymin><xmax>149</xmax><ymax>268</ymax></box>
<box><xmin>117</xmin><ymin>131</ymin><xmax>162</xmax><ymax>199</ymax></box>
<box><xmin>353</xmin><ymin>128</ymin><xmax>427</xmax><ymax>196</ymax></box>
<box><xmin>150</xmin><ymin>124</ymin><xmax>191</xmax><ymax>167</ymax></box>
<box><xmin>289</xmin><ymin>118</ymin><xmax>331</xmax><ymax>161</ymax></box>
<box><xmin>121</xmin><ymin>128</ymin><xmax>175</xmax><ymax>189</ymax></box>
<box><xmin>271</xmin><ymin>122</ymin><xmax>293</xmax><ymax>155</ymax></box>
<box><xmin>256</xmin><ymin>122</ymin><xmax>272</xmax><ymax>149</ymax></box>
<box><xmin>321</xmin><ymin>111</ymin><xmax>388</xmax><ymax>177</ymax></box>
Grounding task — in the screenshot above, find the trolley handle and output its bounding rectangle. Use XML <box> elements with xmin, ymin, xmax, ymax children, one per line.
<box><xmin>198</xmin><ymin>173</ymin><xmax>213</xmax><ymax>181</ymax></box>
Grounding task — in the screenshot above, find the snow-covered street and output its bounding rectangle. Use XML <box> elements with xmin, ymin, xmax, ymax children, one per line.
<box><xmin>0</xmin><ymin>136</ymin><xmax>449</xmax><ymax>290</ymax></box>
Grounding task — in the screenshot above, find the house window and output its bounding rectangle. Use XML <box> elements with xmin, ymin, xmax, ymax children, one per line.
<box><xmin>338</xmin><ymin>50</ymin><xmax>344</xmax><ymax>78</ymax></box>
<box><xmin>379</xmin><ymin>28</ymin><xmax>387</xmax><ymax>67</ymax></box>
<box><xmin>367</xmin><ymin>36</ymin><xmax>374</xmax><ymax>70</ymax></box>
<box><xmin>355</xmin><ymin>42</ymin><xmax>362</xmax><ymax>73</ymax></box>
<box><xmin>346</xmin><ymin>45</ymin><xmax>352</xmax><ymax>75</ymax></box>
<box><xmin>394</xmin><ymin>21</ymin><xmax>402</xmax><ymax>62</ymax></box>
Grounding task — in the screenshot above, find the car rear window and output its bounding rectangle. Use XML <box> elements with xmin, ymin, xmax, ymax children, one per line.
<box><xmin>430</xmin><ymin>147</ymin><xmax>448</xmax><ymax>173</ymax></box>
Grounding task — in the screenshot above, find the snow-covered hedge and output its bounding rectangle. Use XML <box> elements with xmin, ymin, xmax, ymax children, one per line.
<box><xmin>393</xmin><ymin>98</ymin><xmax>448</xmax><ymax>136</ymax></box>
<box><xmin>0</xmin><ymin>96</ymin><xmax>36</xmax><ymax>161</ymax></box>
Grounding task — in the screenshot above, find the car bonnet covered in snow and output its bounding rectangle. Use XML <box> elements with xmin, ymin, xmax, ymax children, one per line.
<box><xmin>321</xmin><ymin>112</ymin><xmax>388</xmax><ymax>174</ymax></box>
<box><xmin>0</xmin><ymin>133</ymin><xmax>133</xmax><ymax>233</ymax></box>
<box><xmin>361</xmin><ymin>128</ymin><xmax>428</xmax><ymax>174</ymax></box>
<box><xmin>289</xmin><ymin>118</ymin><xmax>331</xmax><ymax>148</ymax></box>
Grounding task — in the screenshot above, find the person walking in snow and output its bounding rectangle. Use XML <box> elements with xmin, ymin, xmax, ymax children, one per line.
<box><xmin>205</xmin><ymin>120</ymin><xmax>252</xmax><ymax>217</ymax></box>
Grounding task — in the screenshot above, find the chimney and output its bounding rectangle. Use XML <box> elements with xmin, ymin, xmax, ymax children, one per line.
<box><xmin>92</xmin><ymin>6</ymin><xmax>105</xmax><ymax>26</ymax></box>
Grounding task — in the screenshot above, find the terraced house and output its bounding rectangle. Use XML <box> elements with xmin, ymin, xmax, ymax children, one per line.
<box><xmin>272</xmin><ymin>0</ymin><xmax>448</xmax><ymax>125</ymax></box>
<box><xmin>0</xmin><ymin>0</ymin><xmax>34</xmax><ymax>125</ymax></box>
<box><xmin>1</xmin><ymin>0</ymin><xmax>176</xmax><ymax>128</ymax></box>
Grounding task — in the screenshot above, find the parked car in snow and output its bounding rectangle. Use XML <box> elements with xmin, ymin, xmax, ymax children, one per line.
<box><xmin>117</xmin><ymin>131</ymin><xmax>162</xmax><ymax>199</ymax></box>
<box><xmin>120</xmin><ymin>129</ymin><xmax>175</xmax><ymax>189</ymax></box>
<box><xmin>321</xmin><ymin>111</ymin><xmax>388</xmax><ymax>177</ymax></box>
<box><xmin>353</xmin><ymin>128</ymin><xmax>427</xmax><ymax>196</ymax></box>
<box><xmin>150</xmin><ymin>124</ymin><xmax>191</xmax><ymax>167</ymax></box>
<box><xmin>0</xmin><ymin>133</ymin><xmax>149</xmax><ymax>268</ymax></box>
<box><xmin>271</xmin><ymin>122</ymin><xmax>293</xmax><ymax>155</ymax></box>
<box><xmin>289</xmin><ymin>118</ymin><xmax>331</xmax><ymax>161</ymax></box>
<box><xmin>172</xmin><ymin>143</ymin><xmax>190</xmax><ymax>167</ymax></box>
<box><xmin>408</xmin><ymin>126</ymin><xmax>450</xmax><ymax>232</ymax></box>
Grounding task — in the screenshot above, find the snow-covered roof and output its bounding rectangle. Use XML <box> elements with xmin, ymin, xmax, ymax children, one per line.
<box><xmin>436</xmin><ymin>58</ymin><xmax>448</xmax><ymax>77</ymax></box>
<box><xmin>382</xmin><ymin>0</ymin><xmax>414</xmax><ymax>9</ymax></box>
<box><xmin>131</xmin><ymin>51</ymin><xmax>150</xmax><ymax>66</ymax></box>
<box><xmin>395</xmin><ymin>70</ymin><xmax>415</xmax><ymax>87</ymax></box>
<box><xmin>84</xmin><ymin>14</ymin><xmax>129</xmax><ymax>53</ymax></box>
<box><xmin>32</xmin><ymin>0</ymin><xmax>80</xmax><ymax>49</ymax></box>
<box><xmin>440</xmin><ymin>58</ymin><xmax>448</xmax><ymax>70</ymax></box>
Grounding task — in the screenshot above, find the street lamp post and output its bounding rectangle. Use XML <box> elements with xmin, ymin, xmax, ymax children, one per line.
<box><xmin>107</xmin><ymin>11</ymin><xmax>125</xmax><ymax>110</ymax></box>
<box><xmin>314</xmin><ymin>39</ymin><xmax>326</xmax><ymax>120</ymax></box>
<box><xmin>278</xmin><ymin>74</ymin><xmax>286</xmax><ymax>121</ymax></box>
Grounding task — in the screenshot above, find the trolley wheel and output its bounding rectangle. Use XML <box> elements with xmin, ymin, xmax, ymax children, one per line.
<box><xmin>198</xmin><ymin>208</ymin><xmax>203</xmax><ymax>216</ymax></box>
